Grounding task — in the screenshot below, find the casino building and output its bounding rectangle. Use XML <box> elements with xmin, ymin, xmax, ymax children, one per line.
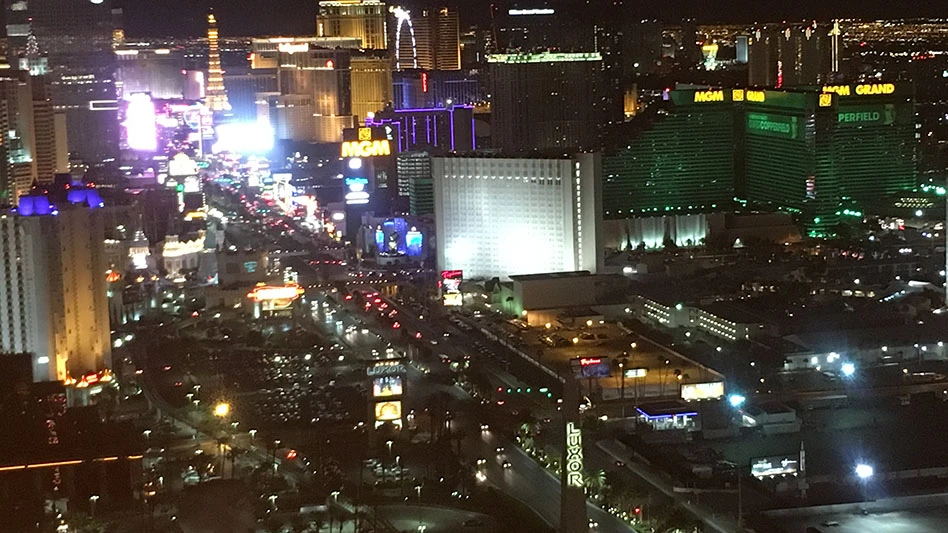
<box><xmin>603</xmin><ymin>83</ymin><xmax>917</xmax><ymax>238</ymax></box>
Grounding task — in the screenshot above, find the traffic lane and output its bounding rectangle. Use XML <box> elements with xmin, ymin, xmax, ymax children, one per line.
<box><xmin>779</xmin><ymin>509</ymin><xmax>948</xmax><ymax>533</ymax></box>
<box><xmin>597</xmin><ymin>440</ymin><xmax>736</xmax><ymax>533</ymax></box>
<box><xmin>376</xmin><ymin>505</ymin><xmax>495</xmax><ymax>533</ymax></box>
<box><xmin>468</xmin><ymin>430</ymin><xmax>636</xmax><ymax>533</ymax></box>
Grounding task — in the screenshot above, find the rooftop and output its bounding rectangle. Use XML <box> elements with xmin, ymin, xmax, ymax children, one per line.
<box><xmin>510</xmin><ymin>271</ymin><xmax>593</xmax><ymax>282</ymax></box>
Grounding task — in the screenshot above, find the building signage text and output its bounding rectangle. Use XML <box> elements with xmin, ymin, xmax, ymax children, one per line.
<box><xmin>694</xmin><ymin>90</ymin><xmax>725</xmax><ymax>103</ymax></box>
<box><xmin>342</xmin><ymin>140</ymin><xmax>391</xmax><ymax>158</ymax></box>
<box><xmin>366</xmin><ymin>363</ymin><xmax>406</xmax><ymax>377</ymax></box>
<box><xmin>565</xmin><ymin>421</ymin><xmax>584</xmax><ymax>488</ymax></box>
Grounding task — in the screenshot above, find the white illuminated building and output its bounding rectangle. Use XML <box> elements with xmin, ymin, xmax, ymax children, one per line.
<box><xmin>161</xmin><ymin>232</ymin><xmax>206</xmax><ymax>278</ymax></box>
<box><xmin>433</xmin><ymin>154</ymin><xmax>602</xmax><ymax>279</ymax></box>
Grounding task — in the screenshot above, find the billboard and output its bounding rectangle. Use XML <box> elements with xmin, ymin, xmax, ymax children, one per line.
<box><xmin>374</xmin><ymin>400</ymin><xmax>402</xmax><ymax>421</ymax></box>
<box><xmin>751</xmin><ymin>454</ymin><xmax>800</xmax><ymax>478</ymax></box>
<box><xmin>680</xmin><ymin>381</ymin><xmax>725</xmax><ymax>401</ymax></box>
<box><xmin>373</xmin><ymin>375</ymin><xmax>403</xmax><ymax>397</ymax></box>
<box><xmin>571</xmin><ymin>357</ymin><xmax>611</xmax><ymax>378</ymax></box>
<box><xmin>123</xmin><ymin>93</ymin><xmax>158</xmax><ymax>152</ymax></box>
<box><xmin>624</xmin><ymin>368</ymin><xmax>648</xmax><ymax>379</ymax></box>
<box><xmin>247</xmin><ymin>283</ymin><xmax>305</xmax><ymax>312</ymax></box>
<box><xmin>441</xmin><ymin>270</ymin><xmax>463</xmax><ymax>307</ymax></box>
<box><xmin>747</xmin><ymin>113</ymin><xmax>799</xmax><ymax>140</ymax></box>
<box><xmin>344</xmin><ymin>176</ymin><xmax>370</xmax><ymax>205</ymax></box>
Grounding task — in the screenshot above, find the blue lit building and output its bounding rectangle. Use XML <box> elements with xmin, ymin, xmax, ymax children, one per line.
<box><xmin>366</xmin><ymin>105</ymin><xmax>475</xmax><ymax>153</ymax></box>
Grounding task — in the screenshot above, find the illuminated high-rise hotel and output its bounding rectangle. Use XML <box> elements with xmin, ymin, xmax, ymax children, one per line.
<box><xmin>0</xmin><ymin>191</ymin><xmax>111</xmax><ymax>383</ymax></box>
<box><xmin>317</xmin><ymin>0</ymin><xmax>389</xmax><ymax>50</ymax></box>
<box><xmin>205</xmin><ymin>11</ymin><xmax>231</xmax><ymax>112</ymax></box>
<box><xmin>433</xmin><ymin>154</ymin><xmax>602</xmax><ymax>279</ymax></box>
<box><xmin>489</xmin><ymin>52</ymin><xmax>606</xmax><ymax>152</ymax></box>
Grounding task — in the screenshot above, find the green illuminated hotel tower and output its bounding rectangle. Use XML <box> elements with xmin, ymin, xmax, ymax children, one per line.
<box><xmin>604</xmin><ymin>84</ymin><xmax>917</xmax><ymax>236</ymax></box>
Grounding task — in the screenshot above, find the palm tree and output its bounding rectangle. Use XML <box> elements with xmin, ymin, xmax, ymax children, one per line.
<box><xmin>584</xmin><ymin>469</ymin><xmax>607</xmax><ymax>497</ymax></box>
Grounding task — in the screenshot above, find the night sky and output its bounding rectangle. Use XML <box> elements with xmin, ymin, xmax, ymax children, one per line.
<box><xmin>121</xmin><ymin>0</ymin><xmax>948</xmax><ymax>38</ymax></box>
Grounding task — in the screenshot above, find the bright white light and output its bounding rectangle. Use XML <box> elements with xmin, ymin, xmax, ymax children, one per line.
<box><xmin>37</xmin><ymin>356</ymin><xmax>50</xmax><ymax>364</ymax></box>
<box><xmin>916</xmin><ymin>209</ymin><xmax>924</xmax><ymax>217</ymax></box>
<box><xmin>331</xmin><ymin>212</ymin><xmax>345</xmax><ymax>222</ymax></box>
<box><xmin>508</xmin><ymin>8</ymin><xmax>555</xmax><ymax>15</ymax></box>
<box><xmin>855</xmin><ymin>464</ymin><xmax>873</xmax><ymax>479</ymax></box>
<box><xmin>810</xmin><ymin>356</ymin><xmax>819</xmax><ymax>365</ymax></box>
<box><xmin>841</xmin><ymin>362</ymin><xmax>856</xmax><ymax>377</ymax></box>
<box><xmin>124</xmin><ymin>93</ymin><xmax>158</xmax><ymax>152</ymax></box>
<box><xmin>348</xmin><ymin>158</ymin><xmax>363</xmax><ymax>170</ymax></box>
<box><xmin>728</xmin><ymin>394</ymin><xmax>745</xmax><ymax>407</ymax></box>
<box><xmin>213</xmin><ymin>122</ymin><xmax>275</xmax><ymax>154</ymax></box>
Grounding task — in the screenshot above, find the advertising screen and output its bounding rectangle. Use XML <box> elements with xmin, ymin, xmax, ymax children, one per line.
<box><xmin>123</xmin><ymin>93</ymin><xmax>158</xmax><ymax>152</ymax></box>
<box><xmin>751</xmin><ymin>455</ymin><xmax>799</xmax><ymax>478</ymax></box>
<box><xmin>680</xmin><ymin>381</ymin><xmax>725</xmax><ymax>401</ymax></box>
<box><xmin>374</xmin><ymin>400</ymin><xmax>402</xmax><ymax>421</ymax></box>
<box><xmin>373</xmin><ymin>375</ymin><xmax>403</xmax><ymax>397</ymax></box>
<box><xmin>624</xmin><ymin>368</ymin><xmax>648</xmax><ymax>379</ymax></box>
<box><xmin>572</xmin><ymin>357</ymin><xmax>611</xmax><ymax>378</ymax></box>
<box><xmin>441</xmin><ymin>270</ymin><xmax>463</xmax><ymax>307</ymax></box>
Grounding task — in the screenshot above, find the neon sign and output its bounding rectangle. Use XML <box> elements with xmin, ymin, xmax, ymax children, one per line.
<box><xmin>822</xmin><ymin>85</ymin><xmax>850</xmax><ymax>96</ymax></box>
<box><xmin>341</xmin><ymin>140</ymin><xmax>391</xmax><ymax>158</ymax></box>
<box><xmin>277</xmin><ymin>42</ymin><xmax>309</xmax><ymax>54</ymax></box>
<box><xmin>565</xmin><ymin>422</ymin><xmax>583</xmax><ymax>488</ymax></box>
<box><xmin>855</xmin><ymin>83</ymin><xmax>895</xmax><ymax>95</ymax></box>
<box><xmin>823</xmin><ymin>83</ymin><xmax>896</xmax><ymax>97</ymax></box>
<box><xmin>746</xmin><ymin>90</ymin><xmax>766</xmax><ymax>102</ymax></box>
<box><xmin>579</xmin><ymin>358</ymin><xmax>602</xmax><ymax>366</ymax></box>
<box><xmin>366</xmin><ymin>362</ymin><xmax>406</xmax><ymax>377</ymax></box>
<box><xmin>694</xmin><ymin>90</ymin><xmax>724</xmax><ymax>103</ymax></box>
<box><xmin>246</xmin><ymin>284</ymin><xmax>305</xmax><ymax>302</ymax></box>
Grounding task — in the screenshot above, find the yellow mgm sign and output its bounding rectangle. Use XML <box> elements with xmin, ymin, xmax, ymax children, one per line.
<box><xmin>341</xmin><ymin>139</ymin><xmax>391</xmax><ymax>158</ymax></box>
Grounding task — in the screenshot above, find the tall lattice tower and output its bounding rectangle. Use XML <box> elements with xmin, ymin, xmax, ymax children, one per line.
<box><xmin>205</xmin><ymin>11</ymin><xmax>230</xmax><ymax>112</ymax></box>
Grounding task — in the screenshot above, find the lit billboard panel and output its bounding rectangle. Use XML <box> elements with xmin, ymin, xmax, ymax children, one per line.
<box><xmin>440</xmin><ymin>270</ymin><xmax>462</xmax><ymax>307</ymax></box>
<box><xmin>680</xmin><ymin>381</ymin><xmax>725</xmax><ymax>401</ymax></box>
<box><xmin>373</xmin><ymin>375</ymin><xmax>403</xmax><ymax>397</ymax></box>
<box><xmin>374</xmin><ymin>400</ymin><xmax>402</xmax><ymax>421</ymax></box>
<box><xmin>124</xmin><ymin>93</ymin><xmax>158</xmax><ymax>152</ymax></box>
<box><xmin>571</xmin><ymin>357</ymin><xmax>611</xmax><ymax>378</ymax></box>
<box><xmin>751</xmin><ymin>454</ymin><xmax>799</xmax><ymax>478</ymax></box>
<box><xmin>213</xmin><ymin>122</ymin><xmax>275</xmax><ymax>154</ymax></box>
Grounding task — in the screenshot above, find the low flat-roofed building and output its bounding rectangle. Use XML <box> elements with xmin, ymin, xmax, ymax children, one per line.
<box><xmin>636</xmin><ymin>401</ymin><xmax>699</xmax><ymax>431</ymax></box>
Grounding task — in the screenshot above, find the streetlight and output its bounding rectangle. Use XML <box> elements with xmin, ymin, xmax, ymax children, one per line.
<box><xmin>214</xmin><ymin>402</ymin><xmax>231</xmax><ymax>418</ymax></box>
<box><xmin>89</xmin><ymin>495</ymin><xmax>100</xmax><ymax>519</ymax></box>
<box><xmin>855</xmin><ymin>463</ymin><xmax>873</xmax><ymax>478</ymax></box>
<box><xmin>841</xmin><ymin>362</ymin><xmax>856</xmax><ymax>377</ymax></box>
<box><xmin>856</xmin><ymin>463</ymin><xmax>873</xmax><ymax>501</ymax></box>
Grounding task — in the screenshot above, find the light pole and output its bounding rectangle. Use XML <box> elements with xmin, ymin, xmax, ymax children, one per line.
<box><xmin>214</xmin><ymin>402</ymin><xmax>231</xmax><ymax>477</ymax></box>
<box><xmin>89</xmin><ymin>495</ymin><xmax>100</xmax><ymax>519</ymax></box>
<box><xmin>617</xmin><ymin>354</ymin><xmax>628</xmax><ymax>421</ymax></box>
<box><xmin>855</xmin><ymin>463</ymin><xmax>873</xmax><ymax>502</ymax></box>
